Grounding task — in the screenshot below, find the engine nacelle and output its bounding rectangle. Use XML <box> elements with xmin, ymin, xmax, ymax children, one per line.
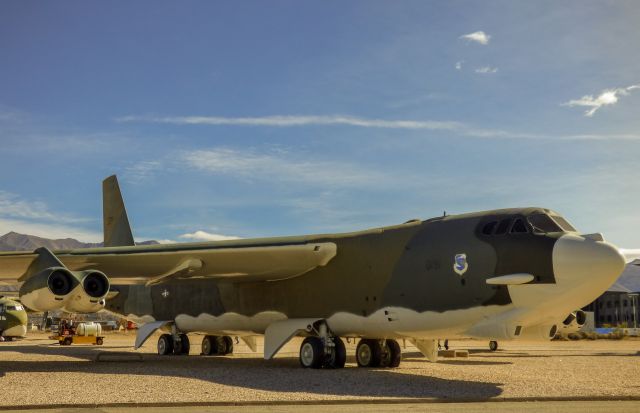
<box><xmin>19</xmin><ymin>267</ymin><xmax>110</xmax><ymax>313</ymax></box>
<box><xmin>19</xmin><ymin>267</ymin><xmax>78</xmax><ymax>312</ymax></box>
<box><xmin>63</xmin><ymin>270</ymin><xmax>110</xmax><ymax>313</ymax></box>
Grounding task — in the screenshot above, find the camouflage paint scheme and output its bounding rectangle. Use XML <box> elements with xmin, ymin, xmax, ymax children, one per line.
<box><xmin>0</xmin><ymin>176</ymin><xmax>628</xmax><ymax>364</ymax></box>
<box><xmin>0</xmin><ymin>297</ymin><xmax>28</xmax><ymax>339</ymax></box>
<box><xmin>105</xmin><ymin>208</ymin><xmax>560</xmax><ymax>331</ymax></box>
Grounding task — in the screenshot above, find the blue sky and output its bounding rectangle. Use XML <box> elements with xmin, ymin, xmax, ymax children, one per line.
<box><xmin>1</xmin><ymin>1</ymin><xmax>639</xmax><ymax>247</ymax></box>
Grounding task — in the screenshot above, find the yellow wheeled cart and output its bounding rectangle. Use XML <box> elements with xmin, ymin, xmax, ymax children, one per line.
<box><xmin>50</xmin><ymin>333</ymin><xmax>104</xmax><ymax>346</ymax></box>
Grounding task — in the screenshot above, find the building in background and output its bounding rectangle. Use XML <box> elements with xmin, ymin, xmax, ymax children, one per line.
<box><xmin>583</xmin><ymin>263</ymin><xmax>640</xmax><ymax>328</ymax></box>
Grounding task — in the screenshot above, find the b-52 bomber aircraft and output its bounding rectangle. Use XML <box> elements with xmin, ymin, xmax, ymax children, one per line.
<box><xmin>0</xmin><ymin>176</ymin><xmax>638</xmax><ymax>368</ymax></box>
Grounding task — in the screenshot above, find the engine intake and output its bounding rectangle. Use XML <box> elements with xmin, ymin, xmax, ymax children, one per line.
<box><xmin>19</xmin><ymin>267</ymin><xmax>110</xmax><ymax>313</ymax></box>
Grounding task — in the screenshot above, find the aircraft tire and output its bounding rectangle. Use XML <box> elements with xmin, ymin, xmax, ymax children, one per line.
<box><xmin>356</xmin><ymin>339</ymin><xmax>381</xmax><ymax>368</ymax></box>
<box><xmin>174</xmin><ymin>334</ymin><xmax>190</xmax><ymax>355</ymax></box>
<box><xmin>157</xmin><ymin>334</ymin><xmax>174</xmax><ymax>355</ymax></box>
<box><xmin>489</xmin><ymin>340</ymin><xmax>498</xmax><ymax>351</ymax></box>
<box><xmin>386</xmin><ymin>339</ymin><xmax>401</xmax><ymax>368</ymax></box>
<box><xmin>201</xmin><ymin>335</ymin><xmax>215</xmax><ymax>355</ymax></box>
<box><xmin>223</xmin><ymin>336</ymin><xmax>234</xmax><ymax>355</ymax></box>
<box><xmin>299</xmin><ymin>336</ymin><xmax>324</xmax><ymax>368</ymax></box>
<box><xmin>325</xmin><ymin>337</ymin><xmax>346</xmax><ymax>369</ymax></box>
<box><xmin>214</xmin><ymin>336</ymin><xmax>227</xmax><ymax>355</ymax></box>
<box><xmin>63</xmin><ymin>337</ymin><xmax>72</xmax><ymax>346</ymax></box>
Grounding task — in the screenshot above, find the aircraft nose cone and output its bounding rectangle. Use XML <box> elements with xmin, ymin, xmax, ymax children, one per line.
<box><xmin>552</xmin><ymin>235</ymin><xmax>626</xmax><ymax>290</ymax></box>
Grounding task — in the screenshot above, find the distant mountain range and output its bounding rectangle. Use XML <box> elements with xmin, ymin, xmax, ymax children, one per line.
<box><xmin>0</xmin><ymin>231</ymin><xmax>158</xmax><ymax>251</ymax></box>
<box><xmin>0</xmin><ymin>232</ymin><xmax>159</xmax><ymax>294</ymax></box>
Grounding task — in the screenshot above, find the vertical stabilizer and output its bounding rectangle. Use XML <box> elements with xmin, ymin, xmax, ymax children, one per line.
<box><xmin>103</xmin><ymin>175</ymin><xmax>135</xmax><ymax>247</ymax></box>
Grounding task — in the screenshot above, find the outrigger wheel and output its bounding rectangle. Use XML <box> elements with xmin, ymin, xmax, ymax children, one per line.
<box><xmin>489</xmin><ymin>340</ymin><xmax>499</xmax><ymax>351</ymax></box>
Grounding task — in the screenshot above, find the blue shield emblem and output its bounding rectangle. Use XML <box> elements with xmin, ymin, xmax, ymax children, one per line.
<box><xmin>453</xmin><ymin>253</ymin><xmax>468</xmax><ymax>276</ymax></box>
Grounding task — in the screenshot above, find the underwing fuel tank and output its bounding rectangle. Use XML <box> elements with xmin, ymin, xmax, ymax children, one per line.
<box><xmin>19</xmin><ymin>267</ymin><xmax>110</xmax><ymax>313</ymax></box>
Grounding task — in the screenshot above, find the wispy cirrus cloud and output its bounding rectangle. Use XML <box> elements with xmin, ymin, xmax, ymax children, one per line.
<box><xmin>475</xmin><ymin>66</ymin><xmax>498</xmax><ymax>74</ymax></box>
<box><xmin>0</xmin><ymin>191</ymin><xmax>100</xmax><ymax>242</ymax></box>
<box><xmin>116</xmin><ymin>114</ymin><xmax>462</xmax><ymax>131</ymax></box>
<box><xmin>181</xmin><ymin>148</ymin><xmax>391</xmax><ymax>188</ymax></box>
<box><xmin>459</xmin><ymin>31</ymin><xmax>491</xmax><ymax>45</ymax></box>
<box><xmin>116</xmin><ymin>113</ymin><xmax>640</xmax><ymax>141</ymax></box>
<box><xmin>178</xmin><ymin>230</ymin><xmax>241</xmax><ymax>242</ymax></box>
<box><xmin>563</xmin><ymin>84</ymin><xmax>640</xmax><ymax>117</ymax></box>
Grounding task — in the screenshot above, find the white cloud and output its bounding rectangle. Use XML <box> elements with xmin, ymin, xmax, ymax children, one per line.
<box><xmin>455</xmin><ymin>61</ymin><xmax>463</xmax><ymax>70</ymax></box>
<box><xmin>563</xmin><ymin>84</ymin><xmax>640</xmax><ymax>117</ymax></box>
<box><xmin>460</xmin><ymin>31</ymin><xmax>491</xmax><ymax>45</ymax></box>
<box><xmin>116</xmin><ymin>114</ymin><xmax>462</xmax><ymax>131</ymax></box>
<box><xmin>475</xmin><ymin>66</ymin><xmax>498</xmax><ymax>74</ymax></box>
<box><xmin>178</xmin><ymin>230</ymin><xmax>240</xmax><ymax>242</ymax></box>
<box><xmin>181</xmin><ymin>148</ymin><xmax>392</xmax><ymax>187</ymax></box>
<box><xmin>117</xmin><ymin>113</ymin><xmax>640</xmax><ymax>141</ymax></box>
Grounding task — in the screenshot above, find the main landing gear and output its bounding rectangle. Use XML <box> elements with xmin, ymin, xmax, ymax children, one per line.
<box><xmin>299</xmin><ymin>336</ymin><xmax>346</xmax><ymax>369</ymax></box>
<box><xmin>157</xmin><ymin>332</ymin><xmax>236</xmax><ymax>357</ymax></box>
<box><xmin>201</xmin><ymin>335</ymin><xmax>234</xmax><ymax>356</ymax></box>
<box><xmin>355</xmin><ymin>339</ymin><xmax>401</xmax><ymax>368</ymax></box>
<box><xmin>489</xmin><ymin>340</ymin><xmax>499</xmax><ymax>352</ymax></box>
<box><xmin>297</xmin><ymin>335</ymin><xmax>402</xmax><ymax>369</ymax></box>
<box><xmin>157</xmin><ymin>333</ymin><xmax>190</xmax><ymax>355</ymax></box>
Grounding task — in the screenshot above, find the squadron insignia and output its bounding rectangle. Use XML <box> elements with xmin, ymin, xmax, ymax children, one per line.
<box><xmin>453</xmin><ymin>253</ymin><xmax>468</xmax><ymax>276</ymax></box>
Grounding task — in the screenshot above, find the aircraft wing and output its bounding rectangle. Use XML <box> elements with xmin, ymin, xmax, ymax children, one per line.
<box><xmin>0</xmin><ymin>242</ymin><xmax>337</xmax><ymax>286</ymax></box>
<box><xmin>619</xmin><ymin>249</ymin><xmax>640</xmax><ymax>265</ymax></box>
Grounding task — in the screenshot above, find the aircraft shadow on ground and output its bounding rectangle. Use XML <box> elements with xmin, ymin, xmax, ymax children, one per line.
<box><xmin>0</xmin><ymin>345</ymin><xmax>504</xmax><ymax>400</ymax></box>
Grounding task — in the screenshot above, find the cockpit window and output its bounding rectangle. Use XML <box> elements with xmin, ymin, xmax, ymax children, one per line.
<box><xmin>511</xmin><ymin>218</ymin><xmax>528</xmax><ymax>233</ymax></box>
<box><xmin>7</xmin><ymin>305</ymin><xmax>23</xmax><ymax>311</ymax></box>
<box><xmin>495</xmin><ymin>218</ymin><xmax>512</xmax><ymax>235</ymax></box>
<box><xmin>551</xmin><ymin>216</ymin><xmax>577</xmax><ymax>232</ymax></box>
<box><xmin>528</xmin><ymin>214</ymin><xmax>563</xmax><ymax>233</ymax></box>
<box><xmin>482</xmin><ymin>221</ymin><xmax>497</xmax><ymax>235</ymax></box>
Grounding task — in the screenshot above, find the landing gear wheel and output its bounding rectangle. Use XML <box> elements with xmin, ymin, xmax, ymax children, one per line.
<box><xmin>356</xmin><ymin>339</ymin><xmax>381</xmax><ymax>367</ymax></box>
<box><xmin>157</xmin><ymin>334</ymin><xmax>174</xmax><ymax>355</ymax></box>
<box><xmin>325</xmin><ymin>337</ymin><xmax>346</xmax><ymax>369</ymax></box>
<box><xmin>63</xmin><ymin>337</ymin><xmax>72</xmax><ymax>346</ymax></box>
<box><xmin>489</xmin><ymin>340</ymin><xmax>498</xmax><ymax>352</ymax></box>
<box><xmin>386</xmin><ymin>339</ymin><xmax>401</xmax><ymax>368</ymax></box>
<box><xmin>299</xmin><ymin>336</ymin><xmax>324</xmax><ymax>368</ymax></box>
<box><xmin>202</xmin><ymin>335</ymin><xmax>215</xmax><ymax>355</ymax></box>
<box><xmin>96</xmin><ymin>337</ymin><xmax>104</xmax><ymax>346</ymax></box>
<box><xmin>214</xmin><ymin>336</ymin><xmax>228</xmax><ymax>355</ymax></box>
<box><xmin>174</xmin><ymin>334</ymin><xmax>190</xmax><ymax>355</ymax></box>
<box><xmin>223</xmin><ymin>336</ymin><xmax>234</xmax><ymax>355</ymax></box>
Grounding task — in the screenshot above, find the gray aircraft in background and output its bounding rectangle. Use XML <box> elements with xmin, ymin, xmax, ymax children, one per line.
<box><xmin>0</xmin><ymin>176</ymin><xmax>637</xmax><ymax>368</ymax></box>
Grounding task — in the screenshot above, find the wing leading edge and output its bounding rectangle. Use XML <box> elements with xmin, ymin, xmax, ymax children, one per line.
<box><xmin>0</xmin><ymin>242</ymin><xmax>337</xmax><ymax>285</ymax></box>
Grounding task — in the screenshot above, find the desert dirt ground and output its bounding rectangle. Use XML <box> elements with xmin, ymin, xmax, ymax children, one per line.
<box><xmin>0</xmin><ymin>332</ymin><xmax>639</xmax><ymax>409</ymax></box>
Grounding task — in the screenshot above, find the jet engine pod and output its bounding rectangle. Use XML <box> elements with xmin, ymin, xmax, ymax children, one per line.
<box><xmin>63</xmin><ymin>270</ymin><xmax>110</xmax><ymax>313</ymax></box>
<box><xmin>19</xmin><ymin>267</ymin><xmax>79</xmax><ymax>312</ymax></box>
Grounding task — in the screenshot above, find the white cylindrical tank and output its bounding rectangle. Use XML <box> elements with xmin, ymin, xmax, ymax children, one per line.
<box><xmin>76</xmin><ymin>322</ymin><xmax>102</xmax><ymax>337</ymax></box>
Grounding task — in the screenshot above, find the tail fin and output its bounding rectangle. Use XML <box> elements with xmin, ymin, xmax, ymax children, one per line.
<box><xmin>102</xmin><ymin>175</ymin><xmax>135</xmax><ymax>247</ymax></box>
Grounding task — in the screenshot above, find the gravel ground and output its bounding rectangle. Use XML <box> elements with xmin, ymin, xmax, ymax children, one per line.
<box><xmin>0</xmin><ymin>332</ymin><xmax>639</xmax><ymax>407</ymax></box>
